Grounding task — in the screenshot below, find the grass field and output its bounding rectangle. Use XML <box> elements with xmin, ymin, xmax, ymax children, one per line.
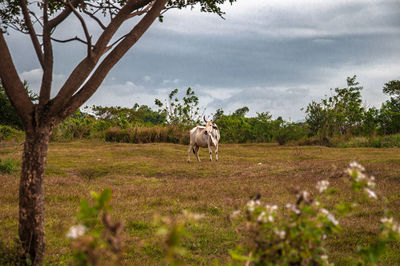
<box><xmin>1</xmin><ymin>141</ymin><xmax>400</xmax><ymax>265</ymax></box>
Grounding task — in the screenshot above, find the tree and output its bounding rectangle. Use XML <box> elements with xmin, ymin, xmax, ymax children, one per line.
<box><xmin>305</xmin><ymin>76</ymin><xmax>365</xmax><ymax>137</ymax></box>
<box><xmin>0</xmin><ymin>0</ymin><xmax>234</xmax><ymax>264</ymax></box>
<box><xmin>155</xmin><ymin>87</ymin><xmax>203</xmax><ymax>126</ymax></box>
<box><xmin>378</xmin><ymin>80</ymin><xmax>400</xmax><ymax>134</ymax></box>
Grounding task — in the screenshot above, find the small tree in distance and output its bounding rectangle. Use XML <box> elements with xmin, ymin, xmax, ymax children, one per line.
<box><xmin>0</xmin><ymin>0</ymin><xmax>235</xmax><ymax>264</ymax></box>
<box><xmin>155</xmin><ymin>87</ymin><xmax>204</xmax><ymax>126</ymax></box>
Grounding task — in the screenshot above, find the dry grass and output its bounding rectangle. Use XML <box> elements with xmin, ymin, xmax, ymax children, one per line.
<box><xmin>1</xmin><ymin>141</ymin><xmax>400</xmax><ymax>264</ymax></box>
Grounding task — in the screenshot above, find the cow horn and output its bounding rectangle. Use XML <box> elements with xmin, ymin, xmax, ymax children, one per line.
<box><xmin>203</xmin><ymin>116</ymin><xmax>207</xmax><ymax>123</ymax></box>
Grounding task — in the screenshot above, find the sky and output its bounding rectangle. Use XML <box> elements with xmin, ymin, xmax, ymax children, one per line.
<box><xmin>6</xmin><ymin>0</ymin><xmax>400</xmax><ymax>121</ymax></box>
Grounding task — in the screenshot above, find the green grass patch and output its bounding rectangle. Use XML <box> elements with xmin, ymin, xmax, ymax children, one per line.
<box><xmin>0</xmin><ymin>158</ymin><xmax>17</xmax><ymax>174</ymax></box>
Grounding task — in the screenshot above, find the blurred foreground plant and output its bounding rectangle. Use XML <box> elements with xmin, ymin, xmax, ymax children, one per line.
<box><xmin>154</xmin><ymin>210</ymin><xmax>204</xmax><ymax>265</ymax></box>
<box><xmin>67</xmin><ymin>188</ymin><xmax>124</xmax><ymax>265</ymax></box>
<box><xmin>230</xmin><ymin>162</ymin><xmax>400</xmax><ymax>265</ymax></box>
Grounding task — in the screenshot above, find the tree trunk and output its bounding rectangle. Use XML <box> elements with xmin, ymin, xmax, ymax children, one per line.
<box><xmin>19</xmin><ymin>125</ymin><xmax>52</xmax><ymax>265</ymax></box>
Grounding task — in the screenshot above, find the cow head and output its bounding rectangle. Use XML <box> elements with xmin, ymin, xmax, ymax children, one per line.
<box><xmin>203</xmin><ymin>116</ymin><xmax>215</xmax><ymax>136</ymax></box>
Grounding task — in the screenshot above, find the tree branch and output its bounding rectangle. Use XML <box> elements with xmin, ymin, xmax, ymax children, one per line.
<box><xmin>82</xmin><ymin>9</ymin><xmax>106</xmax><ymax>30</ymax></box>
<box><xmin>39</xmin><ymin>0</ymin><xmax>53</xmax><ymax>105</ymax></box>
<box><xmin>105</xmin><ymin>34</ymin><xmax>128</xmax><ymax>52</ymax></box>
<box><xmin>58</xmin><ymin>0</ymin><xmax>169</xmax><ymax>120</ymax></box>
<box><xmin>20</xmin><ymin>0</ymin><xmax>44</xmax><ymax>68</ymax></box>
<box><xmin>126</xmin><ymin>1</ymin><xmax>155</xmax><ymax>19</ymax></box>
<box><xmin>0</xmin><ymin>32</ymin><xmax>34</xmax><ymax>126</ymax></box>
<box><xmin>47</xmin><ymin>0</ymin><xmax>81</xmax><ymax>29</ymax></box>
<box><xmin>50</xmin><ymin>36</ymin><xmax>90</xmax><ymax>45</ymax></box>
<box><xmin>29</xmin><ymin>11</ymin><xmax>44</xmax><ymax>28</ymax></box>
<box><xmin>49</xmin><ymin>0</ymin><xmax>152</xmax><ymax>115</ymax></box>
<box><xmin>67</xmin><ymin>1</ymin><xmax>92</xmax><ymax>58</ymax></box>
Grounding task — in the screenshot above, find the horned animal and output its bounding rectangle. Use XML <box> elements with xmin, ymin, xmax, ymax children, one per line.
<box><xmin>187</xmin><ymin>116</ymin><xmax>220</xmax><ymax>162</ymax></box>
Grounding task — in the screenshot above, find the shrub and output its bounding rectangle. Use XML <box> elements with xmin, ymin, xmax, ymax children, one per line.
<box><xmin>0</xmin><ymin>125</ymin><xmax>24</xmax><ymax>142</ymax></box>
<box><xmin>230</xmin><ymin>162</ymin><xmax>399</xmax><ymax>265</ymax></box>
<box><xmin>0</xmin><ymin>158</ymin><xmax>17</xmax><ymax>174</ymax></box>
<box><xmin>105</xmin><ymin>126</ymin><xmax>189</xmax><ymax>144</ymax></box>
<box><xmin>67</xmin><ymin>189</ymin><xmax>124</xmax><ymax>265</ymax></box>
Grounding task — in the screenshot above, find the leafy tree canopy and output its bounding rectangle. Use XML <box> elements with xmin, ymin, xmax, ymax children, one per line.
<box><xmin>0</xmin><ymin>0</ymin><xmax>235</xmax><ymax>32</ymax></box>
<box><xmin>383</xmin><ymin>80</ymin><xmax>400</xmax><ymax>97</ymax></box>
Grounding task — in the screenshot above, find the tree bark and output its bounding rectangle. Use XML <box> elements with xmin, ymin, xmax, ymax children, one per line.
<box><xmin>19</xmin><ymin>125</ymin><xmax>52</xmax><ymax>265</ymax></box>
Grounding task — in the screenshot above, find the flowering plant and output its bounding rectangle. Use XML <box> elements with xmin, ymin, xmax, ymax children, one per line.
<box><xmin>230</xmin><ymin>162</ymin><xmax>400</xmax><ymax>265</ymax></box>
<box><xmin>67</xmin><ymin>188</ymin><xmax>124</xmax><ymax>265</ymax></box>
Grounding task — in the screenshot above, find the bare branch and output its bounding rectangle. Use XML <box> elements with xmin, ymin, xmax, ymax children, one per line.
<box><xmin>29</xmin><ymin>11</ymin><xmax>44</xmax><ymax>27</ymax></box>
<box><xmin>67</xmin><ymin>1</ymin><xmax>92</xmax><ymax>58</ymax></box>
<box><xmin>20</xmin><ymin>0</ymin><xmax>44</xmax><ymax>68</ymax></box>
<box><xmin>39</xmin><ymin>0</ymin><xmax>53</xmax><ymax>105</ymax></box>
<box><xmin>82</xmin><ymin>9</ymin><xmax>106</xmax><ymax>30</ymax></box>
<box><xmin>51</xmin><ymin>36</ymin><xmax>90</xmax><ymax>45</ymax></box>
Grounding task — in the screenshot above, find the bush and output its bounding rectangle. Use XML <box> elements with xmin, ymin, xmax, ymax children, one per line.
<box><xmin>275</xmin><ymin>123</ymin><xmax>308</xmax><ymax>145</ymax></box>
<box><xmin>0</xmin><ymin>125</ymin><xmax>24</xmax><ymax>142</ymax></box>
<box><xmin>105</xmin><ymin>126</ymin><xmax>189</xmax><ymax>144</ymax></box>
<box><xmin>230</xmin><ymin>162</ymin><xmax>400</xmax><ymax>265</ymax></box>
<box><xmin>0</xmin><ymin>158</ymin><xmax>17</xmax><ymax>174</ymax></box>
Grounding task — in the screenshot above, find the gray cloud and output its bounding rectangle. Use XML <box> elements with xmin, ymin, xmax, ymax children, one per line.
<box><xmin>5</xmin><ymin>0</ymin><xmax>400</xmax><ymax>121</ymax></box>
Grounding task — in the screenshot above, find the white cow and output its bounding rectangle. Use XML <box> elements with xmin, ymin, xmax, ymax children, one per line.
<box><xmin>187</xmin><ymin>117</ymin><xmax>220</xmax><ymax>162</ymax></box>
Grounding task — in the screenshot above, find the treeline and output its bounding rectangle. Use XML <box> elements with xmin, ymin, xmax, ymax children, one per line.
<box><xmin>304</xmin><ymin>76</ymin><xmax>400</xmax><ymax>147</ymax></box>
<box><xmin>1</xmin><ymin>77</ymin><xmax>400</xmax><ymax>146</ymax></box>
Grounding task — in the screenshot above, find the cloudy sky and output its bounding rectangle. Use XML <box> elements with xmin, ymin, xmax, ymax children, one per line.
<box><xmin>6</xmin><ymin>0</ymin><xmax>400</xmax><ymax>121</ymax></box>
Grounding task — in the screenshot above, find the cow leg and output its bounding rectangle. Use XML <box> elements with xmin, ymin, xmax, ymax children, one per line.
<box><xmin>187</xmin><ymin>143</ymin><xmax>193</xmax><ymax>163</ymax></box>
<box><xmin>208</xmin><ymin>142</ymin><xmax>213</xmax><ymax>162</ymax></box>
<box><xmin>215</xmin><ymin>143</ymin><xmax>219</xmax><ymax>162</ymax></box>
<box><xmin>194</xmin><ymin>145</ymin><xmax>201</xmax><ymax>162</ymax></box>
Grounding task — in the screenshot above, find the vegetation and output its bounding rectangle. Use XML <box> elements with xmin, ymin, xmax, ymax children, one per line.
<box><xmin>0</xmin><ymin>82</ymin><xmax>38</xmax><ymax>129</ymax></box>
<box><xmin>0</xmin><ymin>158</ymin><xmax>17</xmax><ymax>174</ymax></box>
<box><xmin>1</xmin><ymin>141</ymin><xmax>400</xmax><ymax>264</ymax></box>
<box><xmin>3</xmin><ymin>77</ymin><xmax>400</xmax><ymax>149</ymax></box>
<box><xmin>0</xmin><ymin>0</ymin><xmax>235</xmax><ymax>263</ymax></box>
<box><xmin>305</xmin><ymin>77</ymin><xmax>400</xmax><ymax>140</ymax></box>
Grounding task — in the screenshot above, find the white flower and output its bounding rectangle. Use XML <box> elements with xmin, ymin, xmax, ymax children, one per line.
<box><xmin>316</xmin><ymin>180</ymin><xmax>330</xmax><ymax>193</ymax></box>
<box><xmin>265</xmin><ymin>204</ymin><xmax>278</xmax><ymax>213</ymax></box>
<box><xmin>380</xmin><ymin>217</ymin><xmax>393</xmax><ymax>224</ymax></box>
<box><xmin>349</xmin><ymin>161</ymin><xmax>365</xmax><ymax>171</ymax></box>
<box><xmin>297</xmin><ymin>190</ymin><xmax>310</xmax><ymax>202</ymax></box>
<box><xmin>320</xmin><ymin>208</ymin><xmax>339</xmax><ymax>226</ymax></box>
<box><xmin>230</xmin><ymin>210</ymin><xmax>241</xmax><ymax>218</ymax></box>
<box><xmin>66</xmin><ymin>224</ymin><xmax>86</xmax><ymax>239</ymax></box>
<box><xmin>364</xmin><ymin>188</ymin><xmax>377</xmax><ymax>199</ymax></box>
<box><xmin>183</xmin><ymin>210</ymin><xmax>205</xmax><ymax>221</ymax></box>
<box><xmin>355</xmin><ymin>172</ymin><xmax>367</xmax><ymax>182</ymax></box>
<box><xmin>320</xmin><ymin>254</ymin><xmax>333</xmax><ymax>265</ymax></box>
<box><xmin>367</xmin><ymin>180</ymin><xmax>376</xmax><ymax>188</ymax></box>
<box><xmin>257</xmin><ymin>211</ymin><xmax>267</xmax><ymax>223</ymax></box>
<box><xmin>275</xmin><ymin>230</ymin><xmax>286</xmax><ymax>239</ymax></box>
<box><xmin>247</xmin><ymin>200</ymin><xmax>260</xmax><ymax>212</ymax></box>
<box><xmin>286</xmin><ymin>203</ymin><xmax>300</xmax><ymax>214</ymax></box>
